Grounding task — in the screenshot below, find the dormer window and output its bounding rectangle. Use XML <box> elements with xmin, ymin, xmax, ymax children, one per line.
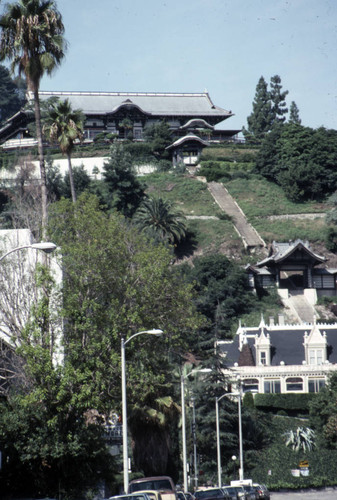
<box><xmin>309</xmin><ymin>349</ymin><xmax>323</xmax><ymax>365</ymax></box>
<box><xmin>260</xmin><ymin>351</ymin><xmax>267</xmax><ymax>365</ymax></box>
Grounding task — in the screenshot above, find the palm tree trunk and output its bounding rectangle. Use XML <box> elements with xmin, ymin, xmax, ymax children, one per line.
<box><xmin>33</xmin><ymin>87</ymin><xmax>48</xmax><ymax>238</ymax></box>
<box><xmin>67</xmin><ymin>153</ymin><xmax>77</xmax><ymax>203</ymax></box>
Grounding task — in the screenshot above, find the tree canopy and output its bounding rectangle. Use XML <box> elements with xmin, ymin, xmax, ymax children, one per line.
<box><xmin>255</xmin><ymin>123</ymin><xmax>337</xmax><ymax>202</ymax></box>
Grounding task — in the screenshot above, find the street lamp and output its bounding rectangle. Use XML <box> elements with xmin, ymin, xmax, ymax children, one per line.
<box><xmin>0</xmin><ymin>241</ymin><xmax>57</xmax><ymax>262</ymax></box>
<box><xmin>121</xmin><ymin>329</ymin><xmax>163</xmax><ymax>494</ymax></box>
<box><xmin>215</xmin><ymin>393</ymin><xmax>228</xmax><ymax>487</ymax></box>
<box><xmin>216</xmin><ymin>387</ymin><xmax>244</xmax><ymax>484</ymax></box>
<box><xmin>181</xmin><ymin>368</ymin><xmax>211</xmax><ymax>492</ymax></box>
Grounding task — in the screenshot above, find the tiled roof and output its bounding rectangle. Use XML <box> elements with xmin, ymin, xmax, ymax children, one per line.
<box><xmin>256</xmin><ymin>239</ymin><xmax>326</xmax><ymax>268</ymax></box>
<box><xmin>34</xmin><ymin>91</ymin><xmax>232</xmax><ymax>119</ymax></box>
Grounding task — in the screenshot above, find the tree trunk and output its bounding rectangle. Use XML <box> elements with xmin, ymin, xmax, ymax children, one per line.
<box><xmin>33</xmin><ymin>86</ymin><xmax>48</xmax><ymax>239</ymax></box>
<box><xmin>67</xmin><ymin>153</ymin><xmax>77</xmax><ymax>203</ymax></box>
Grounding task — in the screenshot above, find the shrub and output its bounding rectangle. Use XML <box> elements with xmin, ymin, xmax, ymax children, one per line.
<box><xmin>255</xmin><ymin>393</ymin><xmax>317</xmax><ymax>413</ymax></box>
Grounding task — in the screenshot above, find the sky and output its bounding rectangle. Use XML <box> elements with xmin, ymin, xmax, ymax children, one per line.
<box><xmin>35</xmin><ymin>0</ymin><xmax>337</xmax><ymax>133</ymax></box>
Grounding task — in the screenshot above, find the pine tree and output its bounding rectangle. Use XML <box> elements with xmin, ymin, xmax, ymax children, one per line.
<box><xmin>269</xmin><ymin>75</ymin><xmax>289</xmax><ymax>125</ymax></box>
<box><xmin>289</xmin><ymin>101</ymin><xmax>301</xmax><ymax>124</ymax></box>
<box><xmin>244</xmin><ymin>76</ymin><xmax>272</xmax><ymax>143</ymax></box>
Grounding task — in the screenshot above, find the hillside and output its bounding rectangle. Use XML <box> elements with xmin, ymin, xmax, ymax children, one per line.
<box><xmin>144</xmin><ymin>142</ymin><xmax>333</xmax><ymax>267</ymax></box>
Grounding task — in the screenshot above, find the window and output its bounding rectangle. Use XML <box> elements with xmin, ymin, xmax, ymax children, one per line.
<box><xmin>134</xmin><ymin>128</ymin><xmax>143</xmax><ymax>139</ymax></box>
<box><xmin>264</xmin><ymin>379</ymin><xmax>280</xmax><ymax>393</ymax></box>
<box><xmin>309</xmin><ymin>349</ymin><xmax>323</xmax><ymax>365</ymax></box>
<box><xmin>309</xmin><ymin>379</ymin><xmax>325</xmax><ymax>393</ymax></box>
<box><xmin>286</xmin><ymin>377</ymin><xmax>303</xmax><ymax>391</ymax></box>
<box><xmin>243</xmin><ymin>378</ymin><xmax>259</xmax><ymax>393</ymax></box>
<box><xmin>260</xmin><ymin>351</ymin><xmax>267</xmax><ymax>365</ymax></box>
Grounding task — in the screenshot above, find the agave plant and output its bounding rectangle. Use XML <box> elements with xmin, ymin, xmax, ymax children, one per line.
<box><xmin>284</xmin><ymin>426</ymin><xmax>316</xmax><ymax>452</ymax></box>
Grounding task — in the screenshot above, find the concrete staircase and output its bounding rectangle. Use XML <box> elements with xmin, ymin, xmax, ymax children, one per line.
<box><xmin>281</xmin><ymin>291</ymin><xmax>317</xmax><ymax>324</ymax></box>
<box><xmin>207</xmin><ymin>181</ymin><xmax>266</xmax><ymax>252</ymax></box>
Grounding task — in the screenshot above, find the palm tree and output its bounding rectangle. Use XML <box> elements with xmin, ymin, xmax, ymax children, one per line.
<box><xmin>134</xmin><ymin>197</ymin><xmax>187</xmax><ymax>245</ymax></box>
<box><xmin>0</xmin><ymin>0</ymin><xmax>66</xmax><ymax>235</ymax></box>
<box><xmin>44</xmin><ymin>98</ymin><xmax>84</xmax><ymax>202</ymax></box>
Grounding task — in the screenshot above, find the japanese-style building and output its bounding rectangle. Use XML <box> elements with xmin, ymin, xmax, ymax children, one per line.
<box><xmin>246</xmin><ymin>239</ymin><xmax>337</xmax><ymax>297</ymax></box>
<box><xmin>218</xmin><ymin>315</ymin><xmax>337</xmax><ymax>395</ymax></box>
<box><xmin>0</xmin><ymin>90</ymin><xmax>240</xmax><ymax>151</ymax></box>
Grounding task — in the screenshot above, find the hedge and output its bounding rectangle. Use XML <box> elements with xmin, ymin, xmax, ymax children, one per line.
<box><xmin>255</xmin><ymin>393</ymin><xmax>318</xmax><ymax>411</ymax></box>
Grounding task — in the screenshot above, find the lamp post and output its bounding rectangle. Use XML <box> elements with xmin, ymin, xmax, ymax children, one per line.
<box><xmin>0</xmin><ymin>241</ymin><xmax>57</xmax><ymax>262</ymax></box>
<box><xmin>215</xmin><ymin>393</ymin><xmax>227</xmax><ymax>487</ymax></box>
<box><xmin>121</xmin><ymin>329</ymin><xmax>163</xmax><ymax>494</ymax></box>
<box><xmin>181</xmin><ymin>368</ymin><xmax>211</xmax><ymax>492</ymax></box>
<box><xmin>216</xmin><ymin>387</ymin><xmax>244</xmax><ymax>484</ymax></box>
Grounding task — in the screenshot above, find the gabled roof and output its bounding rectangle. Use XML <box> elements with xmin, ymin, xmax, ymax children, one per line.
<box><xmin>180</xmin><ymin>118</ymin><xmax>214</xmax><ymax>130</ymax></box>
<box><xmin>31</xmin><ymin>91</ymin><xmax>233</xmax><ymax>121</ymax></box>
<box><xmin>166</xmin><ymin>133</ymin><xmax>210</xmax><ymax>150</ymax></box>
<box><xmin>256</xmin><ymin>239</ymin><xmax>326</xmax><ymax>268</ymax></box>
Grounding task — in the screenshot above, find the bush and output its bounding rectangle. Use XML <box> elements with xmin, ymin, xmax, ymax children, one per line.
<box><xmin>255</xmin><ymin>393</ymin><xmax>317</xmax><ymax>413</ymax></box>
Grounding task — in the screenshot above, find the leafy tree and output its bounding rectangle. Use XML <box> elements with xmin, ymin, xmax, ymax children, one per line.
<box><xmin>103</xmin><ymin>143</ymin><xmax>146</xmax><ymax>217</ymax></box>
<box><xmin>0</xmin><ymin>194</ymin><xmax>203</xmax><ymax>494</ymax></box>
<box><xmin>0</xmin><ymin>64</ymin><xmax>26</xmax><ymax>124</ymax></box>
<box><xmin>62</xmin><ymin>164</ymin><xmax>91</xmax><ymax>200</ymax></box>
<box><xmin>143</xmin><ymin>120</ymin><xmax>172</xmax><ymax>158</ymax></box>
<box><xmin>244</xmin><ymin>76</ymin><xmax>272</xmax><ymax>143</ymax></box>
<box><xmin>255</xmin><ymin>123</ymin><xmax>337</xmax><ymax>201</ymax></box>
<box><xmin>44</xmin><ymin>98</ymin><xmax>84</xmax><ymax>202</ymax></box>
<box><xmin>309</xmin><ymin>373</ymin><xmax>337</xmax><ymax>449</ymax></box>
<box><xmin>119</xmin><ymin>117</ymin><xmax>133</xmax><ymax>140</ymax></box>
<box><xmin>289</xmin><ymin>101</ymin><xmax>301</xmax><ymax>124</ymax></box>
<box><xmin>47</xmin><ymin>194</ymin><xmax>203</xmax><ymax>475</ymax></box>
<box><xmin>182</xmin><ymin>254</ymin><xmax>255</xmax><ymax>339</ymax></box>
<box><xmin>269</xmin><ymin>74</ymin><xmax>289</xmax><ymax>125</ymax></box>
<box><xmin>133</xmin><ymin>197</ymin><xmax>187</xmax><ymax>246</ymax></box>
<box><xmin>0</xmin><ymin>0</ymin><xmax>66</xmax><ymax>235</ymax></box>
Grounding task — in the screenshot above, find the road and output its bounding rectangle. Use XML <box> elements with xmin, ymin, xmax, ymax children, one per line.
<box><xmin>270</xmin><ymin>487</ymin><xmax>337</xmax><ymax>499</ymax></box>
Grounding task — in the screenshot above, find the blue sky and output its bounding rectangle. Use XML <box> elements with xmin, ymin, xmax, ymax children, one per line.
<box><xmin>37</xmin><ymin>0</ymin><xmax>337</xmax><ymax>132</ymax></box>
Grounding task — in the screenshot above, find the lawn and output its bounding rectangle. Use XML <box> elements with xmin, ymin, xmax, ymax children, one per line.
<box><xmin>144</xmin><ymin>172</ymin><xmax>219</xmax><ymax>216</ymax></box>
<box><xmin>225</xmin><ymin>176</ymin><xmax>328</xmax><ymax>218</ymax></box>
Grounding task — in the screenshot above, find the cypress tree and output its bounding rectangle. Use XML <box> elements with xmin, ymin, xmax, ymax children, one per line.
<box><xmin>244</xmin><ymin>76</ymin><xmax>272</xmax><ymax>143</ymax></box>
<box><xmin>289</xmin><ymin>101</ymin><xmax>301</xmax><ymax>124</ymax></box>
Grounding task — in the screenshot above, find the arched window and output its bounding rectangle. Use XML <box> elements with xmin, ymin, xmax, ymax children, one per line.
<box><xmin>242</xmin><ymin>378</ymin><xmax>259</xmax><ymax>392</ymax></box>
<box><xmin>286</xmin><ymin>377</ymin><xmax>303</xmax><ymax>391</ymax></box>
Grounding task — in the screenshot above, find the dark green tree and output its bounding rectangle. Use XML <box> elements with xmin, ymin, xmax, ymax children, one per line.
<box><xmin>0</xmin><ymin>0</ymin><xmax>67</xmax><ymax>235</ymax></box>
<box><xmin>0</xmin><ymin>64</ymin><xmax>26</xmax><ymax>124</ymax></box>
<box><xmin>269</xmin><ymin>74</ymin><xmax>289</xmax><ymax>125</ymax></box>
<box><xmin>309</xmin><ymin>373</ymin><xmax>337</xmax><ymax>449</ymax></box>
<box><xmin>182</xmin><ymin>254</ymin><xmax>255</xmax><ymax>339</ymax></box>
<box><xmin>103</xmin><ymin>143</ymin><xmax>146</xmax><ymax>217</ymax></box>
<box><xmin>143</xmin><ymin>120</ymin><xmax>172</xmax><ymax>158</ymax></box>
<box><xmin>289</xmin><ymin>101</ymin><xmax>301</xmax><ymax>124</ymax></box>
<box><xmin>244</xmin><ymin>76</ymin><xmax>272</xmax><ymax>143</ymax></box>
<box><xmin>255</xmin><ymin>123</ymin><xmax>337</xmax><ymax>201</ymax></box>
<box><xmin>0</xmin><ymin>193</ymin><xmax>203</xmax><ymax>495</ymax></box>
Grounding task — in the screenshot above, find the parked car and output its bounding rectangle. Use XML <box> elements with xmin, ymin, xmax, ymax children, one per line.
<box><xmin>252</xmin><ymin>484</ymin><xmax>270</xmax><ymax>500</ymax></box>
<box><xmin>242</xmin><ymin>485</ymin><xmax>257</xmax><ymax>500</ymax></box>
<box><xmin>222</xmin><ymin>486</ymin><xmax>239</xmax><ymax>500</ymax></box>
<box><xmin>228</xmin><ymin>486</ymin><xmax>245</xmax><ymax>499</ymax></box>
<box><xmin>129</xmin><ymin>476</ymin><xmax>177</xmax><ymax>500</ymax></box>
<box><xmin>194</xmin><ymin>488</ymin><xmax>230</xmax><ymax>500</ymax></box>
<box><xmin>135</xmin><ymin>491</ymin><xmax>163</xmax><ymax>500</ymax></box>
<box><xmin>109</xmin><ymin>494</ymin><xmax>152</xmax><ymax>500</ymax></box>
